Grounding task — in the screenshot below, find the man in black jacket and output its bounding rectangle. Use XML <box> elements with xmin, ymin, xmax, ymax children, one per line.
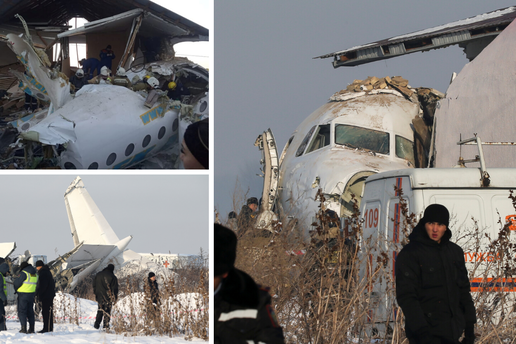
<box><xmin>214</xmin><ymin>223</ymin><xmax>285</xmax><ymax>344</ymax></box>
<box><xmin>395</xmin><ymin>204</ymin><xmax>476</xmax><ymax>344</ymax></box>
<box><xmin>35</xmin><ymin>260</ymin><xmax>55</xmax><ymax>333</ymax></box>
<box><xmin>93</xmin><ymin>264</ymin><xmax>119</xmax><ymax>330</ymax></box>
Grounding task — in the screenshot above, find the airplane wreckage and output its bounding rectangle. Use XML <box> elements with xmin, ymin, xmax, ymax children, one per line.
<box><xmin>1</xmin><ymin>176</ymin><xmax>200</xmax><ymax>294</ymax></box>
<box><xmin>255</xmin><ymin>5</ymin><xmax>516</xmax><ymax>235</ymax></box>
<box><xmin>0</xmin><ymin>4</ymin><xmax>208</xmax><ymax>169</ymax></box>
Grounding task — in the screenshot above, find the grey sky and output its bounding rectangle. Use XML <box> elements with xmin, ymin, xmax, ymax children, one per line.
<box><xmin>0</xmin><ymin>174</ymin><xmax>208</xmax><ymax>261</ymax></box>
<box><xmin>214</xmin><ymin>0</ymin><xmax>516</xmax><ymax>218</ymax></box>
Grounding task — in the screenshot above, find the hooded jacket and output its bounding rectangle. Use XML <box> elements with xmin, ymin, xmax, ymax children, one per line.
<box><xmin>215</xmin><ymin>268</ymin><xmax>284</xmax><ymax>344</ymax></box>
<box><xmin>14</xmin><ymin>264</ymin><xmax>37</xmax><ymax>293</ymax></box>
<box><xmin>0</xmin><ymin>263</ymin><xmax>9</xmax><ymax>303</ymax></box>
<box><xmin>395</xmin><ymin>220</ymin><xmax>476</xmax><ymax>343</ymax></box>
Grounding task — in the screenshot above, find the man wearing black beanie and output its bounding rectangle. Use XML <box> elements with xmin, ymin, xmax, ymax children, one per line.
<box><xmin>395</xmin><ymin>204</ymin><xmax>476</xmax><ymax>344</ymax></box>
<box><xmin>214</xmin><ymin>224</ymin><xmax>285</xmax><ymax>343</ymax></box>
<box><xmin>181</xmin><ymin>118</ymin><xmax>208</xmax><ymax>169</ymax></box>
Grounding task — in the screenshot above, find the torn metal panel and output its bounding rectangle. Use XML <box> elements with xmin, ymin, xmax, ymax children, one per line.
<box><xmin>316</xmin><ymin>6</ymin><xmax>516</xmax><ymax>67</ymax></box>
<box><xmin>0</xmin><ymin>242</ymin><xmax>16</xmax><ymax>258</ymax></box>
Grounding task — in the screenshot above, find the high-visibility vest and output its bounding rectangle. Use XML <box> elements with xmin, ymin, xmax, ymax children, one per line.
<box><xmin>17</xmin><ymin>271</ymin><xmax>37</xmax><ymax>293</ymax></box>
<box><xmin>1</xmin><ymin>274</ymin><xmax>5</xmax><ymax>297</ymax></box>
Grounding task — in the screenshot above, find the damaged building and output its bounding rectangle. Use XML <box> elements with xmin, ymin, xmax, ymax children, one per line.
<box><xmin>0</xmin><ymin>0</ymin><xmax>209</xmax><ymax>169</ymax></box>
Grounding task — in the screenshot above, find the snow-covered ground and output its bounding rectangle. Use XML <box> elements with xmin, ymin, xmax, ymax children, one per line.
<box><xmin>0</xmin><ymin>292</ymin><xmax>208</xmax><ymax>343</ymax></box>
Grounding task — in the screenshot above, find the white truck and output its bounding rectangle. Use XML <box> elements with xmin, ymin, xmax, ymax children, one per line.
<box><xmin>359</xmin><ymin>163</ymin><xmax>516</xmax><ymax>334</ymax></box>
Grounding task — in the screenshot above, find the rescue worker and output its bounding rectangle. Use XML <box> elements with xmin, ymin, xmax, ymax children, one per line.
<box><xmin>180</xmin><ymin>118</ymin><xmax>209</xmax><ymax>169</ymax></box>
<box><xmin>215</xmin><ymin>224</ymin><xmax>285</xmax><ymax>343</ymax></box>
<box><xmin>132</xmin><ymin>76</ymin><xmax>159</xmax><ymax>91</ymax></box>
<box><xmin>79</xmin><ymin>57</ymin><xmax>100</xmax><ymax>79</ymax></box>
<box><xmin>166</xmin><ymin>80</ymin><xmax>190</xmax><ymax>101</ymax></box>
<box><xmin>35</xmin><ymin>260</ymin><xmax>55</xmax><ymax>333</ymax></box>
<box><xmin>395</xmin><ymin>204</ymin><xmax>477</xmax><ymax>344</ymax></box>
<box><xmin>237</xmin><ymin>197</ymin><xmax>258</xmax><ymax>236</ymax></box>
<box><xmin>88</xmin><ymin>66</ymin><xmax>113</xmax><ymax>85</ymax></box>
<box><xmin>0</xmin><ymin>261</ymin><xmax>9</xmax><ymax>331</ymax></box>
<box><xmin>93</xmin><ymin>264</ymin><xmax>119</xmax><ymax>330</ymax></box>
<box><xmin>99</xmin><ymin>45</ymin><xmax>115</xmax><ymax>70</ymax></box>
<box><xmin>69</xmin><ymin>68</ymin><xmax>88</xmax><ymax>93</ymax></box>
<box><xmin>14</xmin><ymin>261</ymin><xmax>38</xmax><ymax>334</ymax></box>
<box><xmin>112</xmin><ymin>67</ymin><xmax>132</xmax><ymax>88</ymax></box>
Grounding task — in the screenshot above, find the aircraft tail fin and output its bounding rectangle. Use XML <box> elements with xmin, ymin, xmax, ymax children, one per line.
<box><xmin>64</xmin><ymin>177</ymin><xmax>120</xmax><ymax>247</ymax></box>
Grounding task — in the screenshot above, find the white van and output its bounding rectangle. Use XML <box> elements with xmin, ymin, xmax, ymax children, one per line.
<box><xmin>359</xmin><ymin>167</ymin><xmax>516</xmax><ymax>333</ymax></box>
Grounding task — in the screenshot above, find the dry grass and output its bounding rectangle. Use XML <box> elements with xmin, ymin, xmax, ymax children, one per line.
<box><xmin>228</xmin><ymin>189</ymin><xmax>516</xmax><ymax>343</ymax></box>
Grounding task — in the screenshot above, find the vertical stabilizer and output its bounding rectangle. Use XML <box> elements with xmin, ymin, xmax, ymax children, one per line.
<box><xmin>64</xmin><ymin>177</ymin><xmax>120</xmax><ymax>247</ymax></box>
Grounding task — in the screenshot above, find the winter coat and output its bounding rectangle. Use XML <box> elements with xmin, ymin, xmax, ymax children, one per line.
<box><xmin>36</xmin><ymin>265</ymin><xmax>55</xmax><ymax>301</ymax></box>
<box><xmin>99</xmin><ymin>48</ymin><xmax>115</xmax><ymax>70</ymax></box>
<box><xmin>215</xmin><ymin>268</ymin><xmax>285</xmax><ymax>344</ymax></box>
<box><xmin>14</xmin><ymin>265</ymin><xmax>37</xmax><ymax>293</ymax></box>
<box><xmin>81</xmin><ymin>57</ymin><xmax>100</xmax><ymax>76</ymax></box>
<box><xmin>395</xmin><ymin>221</ymin><xmax>476</xmax><ymax>343</ymax></box>
<box><xmin>147</xmin><ymin>278</ymin><xmax>160</xmax><ymax>305</ymax></box>
<box><xmin>93</xmin><ymin>267</ymin><xmax>119</xmax><ymax>304</ymax></box>
<box><xmin>0</xmin><ymin>263</ymin><xmax>8</xmax><ymax>303</ymax></box>
<box><xmin>237</xmin><ymin>205</ymin><xmax>256</xmax><ymax>236</ymax></box>
<box><xmin>69</xmin><ymin>75</ymin><xmax>88</xmax><ymax>92</ymax></box>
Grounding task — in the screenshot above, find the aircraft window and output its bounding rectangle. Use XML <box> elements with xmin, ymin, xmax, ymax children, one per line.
<box><xmin>64</xmin><ymin>162</ymin><xmax>76</xmax><ymax>169</ymax></box>
<box><xmin>200</xmin><ymin>101</ymin><xmax>207</xmax><ymax>112</ymax></box>
<box><xmin>395</xmin><ymin>135</ymin><xmax>415</xmax><ymax>165</ymax></box>
<box><xmin>88</xmin><ymin>162</ymin><xmax>99</xmax><ymax>169</ymax></box>
<box><xmin>142</xmin><ymin>135</ymin><xmax>151</xmax><ymax>148</ymax></box>
<box><xmin>158</xmin><ymin>126</ymin><xmax>166</xmax><ymax>140</ymax></box>
<box><xmin>172</xmin><ymin>118</ymin><xmax>179</xmax><ymax>132</ymax></box>
<box><xmin>125</xmin><ymin>144</ymin><xmax>135</xmax><ymax>157</ymax></box>
<box><xmin>306</xmin><ymin>124</ymin><xmax>330</xmax><ymax>154</ymax></box>
<box><xmin>296</xmin><ymin>125</ymin><xmax>316</xmax><ymax>157</ymax></box>
<box><xmin>335</xmin><ymin>125</ymin><xmax>389</xmax><ymax>155</ymax></box>
<box><xmin>21</xmin><ymin>123</ymin><xmax>30</xmax><ymax>131</ymax></box>
<box><xmin>106</xmin><ymin>153</ymin><xmax>117</xmax><ymax>166</ymax></box>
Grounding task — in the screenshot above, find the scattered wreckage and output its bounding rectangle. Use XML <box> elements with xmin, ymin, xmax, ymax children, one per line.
<box><xmin>0</xmin><ymin>9</ymin><xmax>208</xmax><ymax>169</ymax></box>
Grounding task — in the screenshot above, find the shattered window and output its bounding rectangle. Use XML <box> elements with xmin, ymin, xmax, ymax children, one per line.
<box><xmin>395</xmin><ymin>135</ymin><xmax>415</xmax><ymax>165</ymax></box>
<box><xmin>335</xmin><ymin>124</ymin><xmax>389</xmax><ymax>155</ymax></box>
<box><xmin>305</xmin><ymin>124</ymin><xmax>330</xmax><ymax>154</ymax></box>
<box><xmin>296</xmin><ymin>125</ymin><xmax>316</xmax><ymax>157</ymax></box>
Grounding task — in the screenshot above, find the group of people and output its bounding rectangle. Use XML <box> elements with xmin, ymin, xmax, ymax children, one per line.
<box><xmin>0</xmin><ymin>260</ymin><xmax>56</xmax><ymax>334</ymax></box>
<box><xmin>78</xmin><ymin>45</ymin><xmax>116</xmax><ymax>80</ymax></box>
<box><xmin>215</xmin><ymin>203</ymin><xmax>478</xmax><ymax>344</ymax></box>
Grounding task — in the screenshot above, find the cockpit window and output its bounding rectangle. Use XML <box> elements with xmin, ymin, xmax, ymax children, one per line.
<box><xmin>395</xmin><ymin>135</ymin><xmax>415</xmax><ymax>165</ymax></box>
<box><xmin>296</xmin><ymin>125</ymin><xmax>316</xmax><ymax>157</ymax></box>
<box><xmin>335</xmin><ymin>124</ymin><xmax>389</xmax><ymax>155</ymax></box>
<box><xmin>305</xmin><ymin>124</ymin><xmax>330</xmax><ymax>154</ymax></box>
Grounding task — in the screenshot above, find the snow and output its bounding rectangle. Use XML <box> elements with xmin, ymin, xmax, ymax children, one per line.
<box><xmin>0</xmin><ymin>292</ymin><xmax>207</xmax><ymax>343</ymax></box>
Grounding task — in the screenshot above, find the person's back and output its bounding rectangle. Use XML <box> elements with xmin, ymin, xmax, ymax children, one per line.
<box><xmin>94</xmin><ymin>267</ymin><xmax>118</xmax><ymax>304</ymax></box>
<box><xmin>215</xmin><ymin>224</ymin><xmax>285</xmax><ymax>343</ymax></box>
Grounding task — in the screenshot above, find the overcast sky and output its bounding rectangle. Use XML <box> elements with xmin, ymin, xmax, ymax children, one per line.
<box><xmin>0</xmin><ymin>174</ymin><xmax>208</xmax><ymax>261</ymax></box>
<box><xmin>214</xmin><ymin>0</ymin><xmax>516</xmax><ymax>219</ymax></box>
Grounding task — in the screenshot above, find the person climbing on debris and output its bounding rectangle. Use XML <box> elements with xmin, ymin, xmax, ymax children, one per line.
<box><xmin>14</xmin><ymin>261</ymin><xmax>38</xmax><ymax>334</ymax></box>
<box><xmin>93</xmin><ymin>264</ymin><xmax>119</xmax><ymax>330</ymax></box>
<box><xmin>395</xmin><ymin>204</ymin><xmax>477</xmax><ymax>344</ymax></box>
<box><xmin>237</xmin><ymin>197</ymin><xmax>258</xmax><ymax>236</ymax></box>
<box><xmin>79</xmin><ymin>57</ymin><xmax>100</xmax><ymax>79</ymax></box>
<box><xmin>99</xmin><ymin>45</ymin><xmax>115</xmax><ymax>70</ymax></box>
<box><xmin>69</xmin><ymin>68</ymin><xmax>88</xmax><ymax>93</ymax></box>
<box><xmin>180</xmin><ymin>118</ymin><xmax>208</xmax><ymax>169</ymax></box>
<box><xmin>35</xmin><ymin>260</ymin><xmax>55</xmax><ymax>333</ymax></box>
<box><xmin>0</xmin><ymin>260</ymin><xmax>9</xmax><ymax>331</ymax></box>
<box><xmin>88</xmin><ymin>66</ymin><xmax>113</xmax><ymax>85</ymax></box>
<box><xmin>214</xmin><ymin>223</ymin><xmax>285</xmax><ymax>343</ymax></box>
<box><xmin>166</xmin><ymin>80</ymin><xmax>190</xmax><ymax>101</ymax></box>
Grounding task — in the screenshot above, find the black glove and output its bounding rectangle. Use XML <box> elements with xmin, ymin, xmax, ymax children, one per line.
<box><xmin>462</xmin><ymin>325</ymin><xmax>475</xmax><ymax>344</ymax></box>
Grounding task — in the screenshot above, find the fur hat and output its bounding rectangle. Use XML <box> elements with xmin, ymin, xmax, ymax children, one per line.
<box><xmin>214</xmin><ymin>224</ymin><xmax>237</xmax><ymax>276</ymax></box>
<box><xmin>247</xmin><ymin>197</ymin><xmax>258</xmax><ymax>206</ymax></box>
<box><xmin>19</xmin><ymin>261</ymin><xmax>29</xmax><ymax>270</ymax></box>
<box><xmin>35</xmin><ymin>260</ymin><xmax>44</xmax><ymax>267</ymax></box>
<box><xmin>148</xmin><ymin>272</ymin><xmax>155</xmax><ymax>278</ymax></box>
<box><xmin>422</xmin><ymin>204</ymin><xmax>450</xmax><ymax>227</ymax></box>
